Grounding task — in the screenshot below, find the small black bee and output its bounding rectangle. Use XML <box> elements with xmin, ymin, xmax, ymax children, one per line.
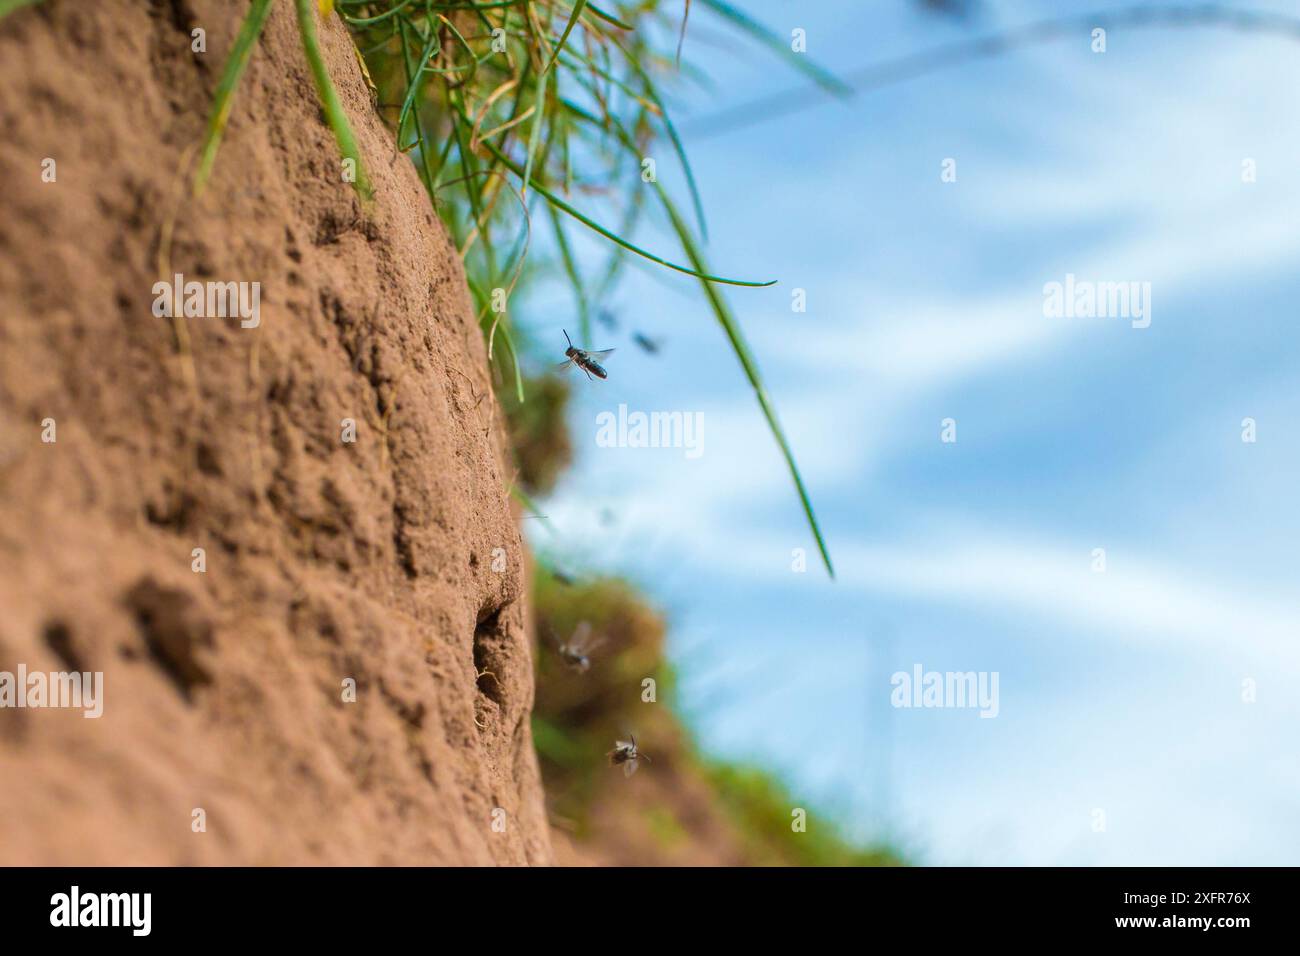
<box><xmin>559</xmin><ymin>329</ymin><xmax>615</xmax><ymax>380</ymax></box>
<box><xmin>607</xmin><ymin>734</ymin><xmax>650</xmax><ymax>777</ymax></box>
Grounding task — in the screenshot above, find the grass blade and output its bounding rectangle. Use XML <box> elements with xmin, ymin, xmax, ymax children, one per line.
<box><xmin>698</xmin><ymin>0</ymin><xmax>852</xmax><ymax>98</ymax></box>
<box><xmin>586</xmin><ymin>3</ymin><xmax>632</xmax><ymax>31</ymax></box>
<box><xmin>522</xmin><ymin>60</ymin><xmax>550</xmax><ymax>197</ymax></box>
<box><xmin>547</xmin><ymin>203</ymin><xmax>589</xmax><ymax>345</ymax></box>
<box><xmin>606</xmin><ymin>38</ymin><xmax>709</xmax><ymax>240</ymax></box>
<box><xmin>295</xmin><ymin>0</ymin><xmax>373</xmax><ymax>201</ymax></box>
<box><xmin>509</xmin><ymin>483</ymin><xmax>555</xmax><ymax>530</ymax></box>
<box><xmin>544</xmin><ymin>0</ymin><xmax>589</xmax><ymax>75</ymax></box>
<box><xmin>663</xmin><ymin>192</ymin><xmax>834</xmax><ymax>577</ymax></box>
<box><xmin>473</xmin><ymin>135</ymin><xmax>774</xmax><ymax>288</ymax></box>
<box><xmin>394</xmin><ymin>18</ymin><xmax>441</xmax><ymax>150</ymax></box>
<box><xmin>194</xmin><ymin>0</ymin><xmax>275</xmax><ymax>195</ymax></box>
<box><xmin>563</xmin><ymin>99</ymin><xmax>833</xmax><ymax>575</ymax></box>
<box><xmin>554</xmin><ymin>37</ymin><xmax>710</xmax><ymax>242</ymax></box>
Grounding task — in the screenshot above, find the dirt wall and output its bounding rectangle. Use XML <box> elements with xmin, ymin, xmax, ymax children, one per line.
<box><xmin>0</xmin><ymin>0</ymin><xmax>551</xmax><ymax>865</ymax></box>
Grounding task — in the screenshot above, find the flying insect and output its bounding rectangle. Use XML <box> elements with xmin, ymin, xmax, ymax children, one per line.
<box><xmin>607</xmin><ymin>734</ymin><xmax>650</xmax><ymax>777</ymax></box>
<box><xmin>554</xmin><ymin>621</ymin><xmax>604</xmax><ymax>674</ymax></box>
<box><xmin>559</xmin><ymin>329</ymin><xmax>614</xmax><ymax>380</ymax></box>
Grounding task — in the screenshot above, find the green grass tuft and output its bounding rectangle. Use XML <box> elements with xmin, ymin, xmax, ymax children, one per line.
<box><xmin>342</xmin><ymin>0</ymin><xmax>839</xmax><ymax>576</ymax></box>
<box><xmin>178</xmin><ymin>1</ymin><xmax>842</xmax><ymax>575</ymax></box>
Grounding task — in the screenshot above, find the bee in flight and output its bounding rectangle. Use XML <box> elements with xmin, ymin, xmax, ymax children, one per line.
<box><xmin>559</xmin><ymin>329</ymin><xmax>615</xmax><ymax>380</ymax></box>
<box><xmin>554</xmin><ymin>620</ymin><xmax>604</xmax><ymax>674</ymax></box>
<box><xmin>607</xmin><ymin>734</ymin><xmax>650</xmax><ymax>777</ymax></box>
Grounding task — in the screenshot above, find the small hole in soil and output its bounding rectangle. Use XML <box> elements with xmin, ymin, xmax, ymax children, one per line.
<box><xmin>473</xmin><ymin>606</ymin><xmax>507</xmax><ymax>706</ymax></box>
<box><xmin>43</xmin><ymin>620</ymin><xmax>85</xmax><ymax>672</ymax></box>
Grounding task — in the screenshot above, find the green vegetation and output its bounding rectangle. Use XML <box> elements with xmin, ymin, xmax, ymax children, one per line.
<box><xmin>532</xmin><ymin>568</ymin><xmax>902</xmax><ymax>864</ymax></box>
<box><xmin>703</xmin><ymin>763</ymin><xmax>903</xmax><ymax>867</ymax></box>
<box><xmin>0</xmin><ymin>0</ymin><xmax>41</xmax><ymax>21</ymax></box>
<box><xmin>187</xmin><ymin>0</ymin><xmax>838</xmax><ymax>576</ymax></box>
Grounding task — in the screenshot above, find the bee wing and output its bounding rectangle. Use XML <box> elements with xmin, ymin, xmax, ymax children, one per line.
<box><xmin>624</xmin><ymin>757</ymin><xmax>639</xmax><ymax>777</ymax></box>
<box><xmin>586</xmin><ymin>349</ymin><xmax>615</xmax><ymax>362</ymax></box>
<box><xmin>573</xmin><ymin>622</ymin><xmax>606</xmax><ymax>656</ymax></box>
<box><xmin>570</xmin><ymin>620</ymin><xmax>592</xmax><ymax>651</ymax></box>
<box><xmin>556</xmin><ymin>358</ymin><xmax>575</xmax><ymax>371</ymax></box>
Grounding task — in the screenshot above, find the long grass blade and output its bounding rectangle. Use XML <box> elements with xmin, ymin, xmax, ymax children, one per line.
<box><xmin>544</xmin><ymin>0</ymin><xmax>589</xmax><ymax>75</ymax></box>
<box><xmin>194</xmin><ymin>0</ymin><xmax>275</xmax><ymax>195</ymax></box>
<box><xmin>606</xmin><ymin>38</ymin><xmax>709</xmax><ymax>239</ymax></box>
<box><xmin>697</xmin><ymin>0</ymin><xmax>852</xmax><ymax>98</ymax></box>
<box><xmin>295</xmin><ymin>0</ymin><xmax>373</xmax><ymax>201</ymax></box>
<box><xmin>474</xmin><ymin>136</ymin><xmax>773</xmax><ymax>288</ymax></box>
<box><xmin>563</xmin><ymin>99</ymin><xmax>833</xmax><ymax>574</ymax></box>
<box><xmin>547</xmin><ymin>203</ymin><xmax>589</xmax><ymax>344</ymax></box>
<box><xmin>586</xmin><ymin>2</ymin><xmax>632</xmax><ymax>31</ymax></box>
<box><xmin>521</xmin><ymin>61</ymin><xmax>550</xmax><ymax>197</ymax></box>
<box><xmin>664</xmin><ymin>194</ymin><xmax>834</xmax><ymax>577</ymax></box>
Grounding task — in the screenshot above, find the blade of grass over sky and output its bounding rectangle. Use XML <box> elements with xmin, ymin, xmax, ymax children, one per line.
<box><xmin>561</xmin><ymin>95</ymin><xmax>834</xmax><ymax>575</ymax></box>
<box><xmin>697</xmin><ymin>0</ymin><xmax>853</xmax><ymax>97</ymax></box>
<box><xmin>475</xmin><ymin>132</ymin><xmax>775</xmax><ymax>288</ymax></box>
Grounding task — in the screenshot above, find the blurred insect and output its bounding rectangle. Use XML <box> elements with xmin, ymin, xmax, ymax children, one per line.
<box><xmin>607</xmin><ymin>734</ymin><xmax>651</xmax><ymax>777</ymax></box>
<box><xmin>558</xmin><ymin>329</ymin><xmax>615</xmax><ymax>381</ymax></box>
<box><xmin>554</xmin><ymin>620</ymin><xmax>604</xmax><ymax>674</ymax></box>
<box><xmin>632</xmin><ymin>332</ymin><xmax>662</xmax><ymax>355</ymax></box>
<box><xmin>596</xmin><ymin>309</ymin><xmax>620</xmax><ymax>331</ymax></box>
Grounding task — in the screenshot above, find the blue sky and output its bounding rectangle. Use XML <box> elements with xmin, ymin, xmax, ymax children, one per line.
<box><xmin>525</xmin><ymin>0</ymin><xmax>1300</xmax><ymax>864</ymax></box>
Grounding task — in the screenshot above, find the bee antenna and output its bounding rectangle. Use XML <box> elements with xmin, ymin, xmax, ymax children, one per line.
<box><xmin>562</xmin><ymin>329</ymin><xmax>573</xmax><ymax>348</ymax></box>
